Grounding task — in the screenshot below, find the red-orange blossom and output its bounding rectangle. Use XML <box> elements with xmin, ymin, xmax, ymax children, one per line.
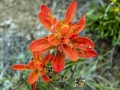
<box><xmin>29</xmin><ymin>0</ymin><xmax>97</xmax><ymax>72</ymax></box>
<box><xmin>12</xmin><ymin>52</ymin><xmax>52</xmax><ymax>90</ymax></box>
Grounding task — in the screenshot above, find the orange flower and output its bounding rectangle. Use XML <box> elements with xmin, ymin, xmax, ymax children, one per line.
<box><xmin>11</xmin><ymin>52</ymin><xmax>52</xmax><ymax>90</ymax></box>
<box><xmin>29</xmin><ymin>0</ymin><xmax>97</xmax><ymax>72</ymax></box>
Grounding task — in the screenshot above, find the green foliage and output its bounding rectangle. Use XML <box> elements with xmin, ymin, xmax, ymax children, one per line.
<box><xmin>87</xmin><ymin>82</ymin><xmax>120</xmax><ymax>90</ymax></box>
<box><xmin>86</xmin><ymin>1</ymin><xmax>120</xmax><ymax>45</ymax></box>
<box><xmin>1</xmin><ymin>49</ymin><xmax>120</xmax><ymax>90</ymax></box>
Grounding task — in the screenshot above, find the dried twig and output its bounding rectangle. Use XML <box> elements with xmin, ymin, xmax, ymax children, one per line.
<box><xmin>11</xmin><ymin>79</ymin><xmax>27</xmax><ymax>90</ymax></box>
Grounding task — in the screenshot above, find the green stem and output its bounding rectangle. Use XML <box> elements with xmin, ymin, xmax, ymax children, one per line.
<box><xmin>11</xmin><ymin>79</ymin><xmax>27</xmax><ymax>90</ymax></box>
<box><xmin>104</xmin><ymin>2</ymin><xmax>114</xmax><ymax>19</ymax></box>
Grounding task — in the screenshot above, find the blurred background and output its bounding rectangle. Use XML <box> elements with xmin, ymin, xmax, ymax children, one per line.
<box><xmin>0</xmin><ymin>0</ymin><xmax>120</xmax><ymax>90</ymax></box>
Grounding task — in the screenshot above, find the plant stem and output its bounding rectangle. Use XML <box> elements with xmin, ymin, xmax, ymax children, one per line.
<box><xmin>104</xmin><ymin>2</ymin><xmax>114</xmax><ymax>19</ymax></box>
<box><xmin>48</xmin><ymin>82</ymin><xmax>56</xmax><ymax>90</ymax></box>
<box><xmin>32</xmin><ymin>82</ymin><xmax>36</xmax><ymax>90</ymax></box>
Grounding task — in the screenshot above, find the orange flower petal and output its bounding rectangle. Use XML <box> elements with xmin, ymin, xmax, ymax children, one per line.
<box><xmin>39</xmin><ymin>68</ymin><xmax>46</xmax><ymax>76</ymax></box>
<box><xmin>64</xmin><ymin>0</ymin><xmax>77</xmax><ymax>23</ymax></box>
<box><xmin>78</xmin><ymin>49</ymin><xmax>97</xmax><ymax>58</ymax></box>
<box><xmin>61</xmin><ymin>38</ymin><xmax>71</xmax><ymax>45</ymax></box>
<box><xmin>48</xmin><ymin>34</ymin><xmax>61</xmax><ymax>46</ymax></box>
<box><xmin>38</xmin><ymin>11</ymin><xmax>52</xmax><ymax>30</ymax></box>
<box><xmin>62</xmin><ymin>44</ymin><xmax>78</xmax><ymax>61</ymax></box>
<box><xmin>28</xmin><ymin>61</ymin><xmax>36</xmax><ymax>70</ymax></box>
<box><xmin>41</xmin><ymin>5</ymin><xmax>56</xmax><ymax>25</ymax></box>
<box><xmin>28</xmin><ymin>70</ymin><xmax>39</xmax><ymax>84</ymax></box>
<box><xmin>12</xmin><ymin>64</ymin><xmax>29</xmax><ymax>70</ymax></box>
<box><xmin>41</xmin><ymin>5</ymin><xmax>52</xmax><ymax>14</ymax></box>
<box><xmin>51</xmin><ymin>17</ymin><xmax>57</xmax><ymax>27</ymax></box>
<box><xmin>42</xmin><ymin>75</ymin><xmax>50</xmax><ymax>82</ymax></box>
<box><xmin>29</xmin><ymin>37</ymin><xmax>51</xmax><ymax>52</ymax></box>
<box><xmin>39</xmin><ymin>5</ymin><xmax>57</xmax><ymax>31</ymax></box>
<box><xmin>40</xmin><ymin>47</ymin><xmax>53</xmax><ymax>54</ymax></box>
<box><xmin>34</xmin><ymin>61</ymin><xmax>43</xmax><ymax>71</ymax></box>
<box><xmin>42</xmin><ymin>54</ymin><xmax>52</xmax><ymax>66</ymax></box>
<box><xmin>32</xmin><ymin>51</ymin><xmax>42</xmax><ymax>61</ymax></box>
<box><xmin>60</xmin><ymin>25</ymin><xmax>69</xmax><ymax>37</ymax></box>
<box><xmin>69</xmin><ymin>34</ymin><xmax>79</xmax><ymax>40</ymax></box>
<box><xmin>64</xmin><ymin>30</ymin><xmax>73</xmax><ymax>39</ymax></box>
<box><xmin>60</xmin><ymin>24</ymin><xmax>73</xmax><ymax>38</ymax></box>
<box><xmin>51</xmin><ymin>20</ymin><xmax>61</xmax><ymax>33</ymax></box>
<box><xmin>52</xmin><ymin>51</ymin><xmax>65</xmax><ymax>72</ymax></box>
<box><xmin>72</xmin><ymin>36</ymin><xmax>94</xmax><ymax>51</ymax></box>
<box><xmin>72</xmin><ymin>15</ymin><xmax>86</xmax><ymax>34</ymax></box>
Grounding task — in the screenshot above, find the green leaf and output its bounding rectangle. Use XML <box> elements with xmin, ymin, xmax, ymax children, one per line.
<box><xmin>65</xmin><ymin>59</ymin><xmax>87</xmax><ymax>69</ymax></box>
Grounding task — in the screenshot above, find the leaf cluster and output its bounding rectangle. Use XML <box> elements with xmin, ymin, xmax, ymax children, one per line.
<box><xmin>86</xmin><ymin>1</ymin><xmax>120</xmax><ymax>45</ymax></box>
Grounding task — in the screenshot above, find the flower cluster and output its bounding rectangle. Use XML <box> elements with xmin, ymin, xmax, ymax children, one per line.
<box><xmin>11</xmin><ymin>0</ymin><xmax>97</xmax><ymax>90</ymax></box>
<box><xmin>29</xmin><ymin>0</ymin><xmax>97</xmax><ymax>72</ymax></box>
<box><xmin>12</xmin><ymin>52</ymin><xmax>52</xmax><ymax>90</ymax></box>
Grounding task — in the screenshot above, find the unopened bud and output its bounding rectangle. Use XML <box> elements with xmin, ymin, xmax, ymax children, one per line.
<box><xmin>114</xmin><ymin>8</ymin><xmax>119</xmax><ymax>13</ymax></box>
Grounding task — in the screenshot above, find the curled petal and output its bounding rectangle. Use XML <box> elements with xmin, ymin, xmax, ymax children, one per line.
<box><xmin>28</xmin><ymin>70</ymin><xmax>39</xmax><ymax>84</ymax></box>
<box><xmin>42</xmin><ymin>75</ymin><xmax>50</xmax><ymax>82</ymax></box>
<box><xmin>72</xmin><ymin>15</ymin><xmax>86</xmax><ymax>34</ymax></box>
<box><xmin>72</xmin><ymin>36</ymin><xmax>94</xmax><ymax>51</ymax></box>
<box><xmin>29</xmin><ymin>37</ymin><xmax>51</xmax><ymax>52</ymax></box>
<box><xmin>62</xmin><ymin>44</ymin><xmax>78</xmax><ymax>61</ymax></box>
<box><xmin>48</xmin><ymin>34</ymin><xmax>61</xmax><ymax>46</ymax></box>
<box><xmin>78</xmin><ymin>49</ymin><xmax>97</xmax><ymax>58</ymax></box>
<box><xmin>64</xmin><ymin>0</ymin><xmax>77</xmax><ymax>23</ymax></box>
<box><xmin>52</xmin><ymin>51</ymin><xmax>65</xmax><ymax>72</ymax></box>
<box><xmin>12</xmin><ymin>64</ymin><xmax>29</xmax><ymax>70</ymax></box>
